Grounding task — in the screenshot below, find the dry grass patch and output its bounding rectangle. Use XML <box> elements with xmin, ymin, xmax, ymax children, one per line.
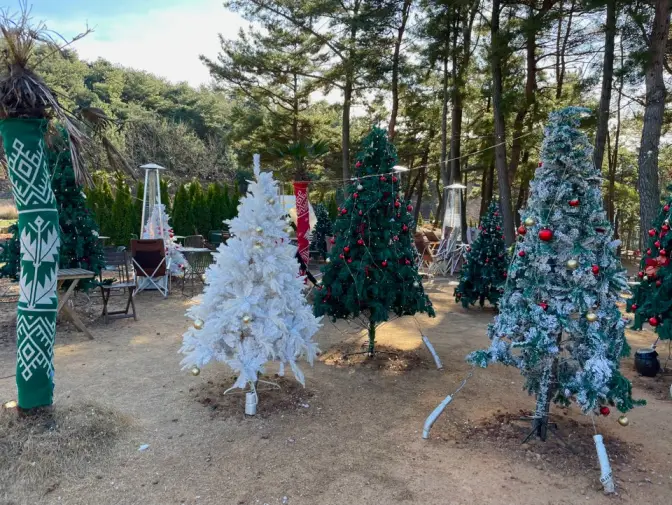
<box><xmin>0</xmin><ymin>401</ymin><xmax>130</xmax><ymax>501</ymax></box>
<box><xmin>0</xmin><ymin>201</ymin><xmax>17</xmax><ymax>220</ymax></box>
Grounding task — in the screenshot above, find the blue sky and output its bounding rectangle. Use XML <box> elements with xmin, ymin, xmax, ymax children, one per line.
<box><xmin>28</xmin><ymin>0</ymin><xmax>246</xmax><ymax>86</ymax></box>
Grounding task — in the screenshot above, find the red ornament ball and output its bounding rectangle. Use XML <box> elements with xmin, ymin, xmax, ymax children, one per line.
<box><xmin>517</xmin><ymin>225</ymin><xmax>527</xmax><ymax>236</ymax></box>
<box><xmin>405</xmin><ymin>259</ymin><xmax>411</xmax><ymax>265</ymax></box>
<box><xmin>394</xmin><ymin>201</ymin><xmax>401</xmax><ymax>208</ymax></box>
<box><xmin>537</xmin><ymin>161</ymin><xmax>543</xmax><ymax>167</ymax></box>
<box><xmin>518</xmin><ymin>250</ymin><xmax>526</xmax><ymax>257</ymax></box>
<box><xmin>353</xmin><ymin>192</ymin><xmax>359</xmax><ymax>198</ymax></box>
<box><xmin>631</xmin><ymin>304</ymin><xmax>638</xmax><ymax>310</ymax></box>
<box><xmin>569</xmin><ymin>199</ymin><xmax>580</xmax><ymax>207</ymax></box>
<box><xmin>538</xmin><ymin>302</ymin><xmax>548</xmax><ymax>311</ymax></box>
<box><xmin>663</xmin><ymin>224</ymin><xmax>670</xmax><ymax>231</ymax></box>
<box><xmin>407</xmin><ymin>205</ymin><xmax>413</xmax><ymax>211</ymax></box>
<box><xmin>655</xmin><ymin>240</ymin><xmax>661</xmax><ymax>248</ymax></box>
<box><xmin>649</xmin><ymin>317</ymin><xmax>659</xmax><ymax>327</ymax></box>
<box><xmin>392</xmin><ymin>176</ymin><xmax>398</xmax><ymax>183</ymax></box>
<box><xmin>358</xmin><ymin>210</ymin><xmax>363</xmax><ymax>216</ymax></box>
<box><xmin>380</xmin><ymin>176</ymin><xmax>386</xmax><ymax>182</ymax></box>
<box><xmin>638</xmin><ymin>271</ymin><xmax>644</xmax><ymax>278</ymax></box>
<box><xmin>347</xmin><ymin>258</ymin><xmax>353</xmax><ymax>264</ymax></box>
<box><xmin>661</xmin><ymin>249</ymin><xmax>668</xmax><ymax>256</ymax></box>
<box><xmin>591</xmin><ymin>265</ymin><xmax>600</xmax><ymax>275</ymax></box>
<box><xmin>341</xmin><ymin>208</ymin><xmax>347</xmax><ymax>215</ymax></box>
<box><xmin>330</xmin><ymin>238</ymin><xmax>336</xmax><ymax>244</ymax></box>
<box><xmin>538</xmin><ymin>229</ymin><xmax>553</xmax><ymax>242</ymax></box>
<box><xmin>355</xmin><ymin>161</ymin><xmax>362</xmax><ymax>168</ymax></box>
<box><xmin>344</xmin><ymin>246</ymin><xmax>350</xmax><ymax>253</ymax></box>
<box><xmin>393</xmin><ymin>235</ymin><xmax>399</xmax><ymax>241</ymax></box>
<box><xmin>402</xmin><ymin>224</ymin><xmax>408</xmax><ymax>232</ymax></box>
<box><xmin>496</xmin><ymin>225</ymin><xmax>501</xmax><ymax>231</ymax></box>
<box><xmin>600</xmin><ymin>406</ymin><xmax>610</xmax><ymax>416</ymax></box>
<box><xmin>381</xmin><ymin>260</ymin><xmax>388</xmax><ymax>267</ymax></box>
<box><xmin>357</xmin><ymin>239</ymin><xmax>364</xmax><ymax>246</ymax></box>
<box><xmin>339</xmin><ymin>254</ymin><xmax>344</xmax><ymax>259</ymax></box>
<box><xmin>665</xmin><ymin>205</ymin><xmax>670</xmax><ymax>212</ymax></box>
<box><xmin>485</xmin><ymin>258</ymin><xmax>489</xmax><ymax>263</ymax></box>
<box><xmin>502</xmin><ymin>272</ymin><xmax>507</xmax><ymax>278</ymax></box>
<box><xmin>647</xmin><ymin>248</ymin><xmax>652</xmax><ymax>255</ymax></box>
<box><xmin>649</xmin><ymin>229</ymin><xmax>657</xmax><ymax>237</ymax></box>
<box><xmin>656</xmin><ymin>280</ymin><xmax>662</xmax><ymax>287</ymax></box>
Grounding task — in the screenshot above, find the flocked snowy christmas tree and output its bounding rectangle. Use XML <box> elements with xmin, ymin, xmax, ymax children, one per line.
<box><xmin>454</xmin><ymin>201</ymin><xmax>508</xmax><ymax>308</ymax></box>
<box><xmin>142</xmin><ymin>203</ymin><xmax>188</xmax><ymax>276</ymax></box>
<box><xmin>627</xmin><ymin>186</ymin><xmax>672</xmax><ymax>340</ymax></box>
<box><xmin>314</xmin><ymin>127</ymin><xmax>435</xmax><ymax>356</ymax></box>
<box><xmin>180</xmin><ymin>155</ymin><xmax>321</xmax><ymax>404</ymax></box>
<box><xmin>468</xmin><ymin>107</ymin><xmax>641</xmax><ymax>440</ymax></box>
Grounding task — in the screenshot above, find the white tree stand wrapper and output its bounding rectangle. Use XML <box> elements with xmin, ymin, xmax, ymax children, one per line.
<box><xmin>142</xmin><ymin>203</ymin><xmax>188</xmax><ymax>277</ymax></box>
<box><xmin>180</xmin><ymin>154</ymin><xmax>321</xmax><ymax>395</ymax></box>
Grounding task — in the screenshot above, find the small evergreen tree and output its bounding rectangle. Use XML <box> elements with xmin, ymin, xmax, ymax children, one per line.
<box><xmin>627</xmin><ymin>186</ymin><xmax>672</xmax><ymax>339</ymax></box>
<box><xmin>310</xmin><ymin>203</ymin><xmax>333</xmax><ymax>260</ymax></box>
<box><xmin>326</xmin><ymin>194</ymin><xmax>338</xmax><ymax>221</ymax></box>
<box><xmin>0</xmin><ymin>224</ymin><xmax>20</xmax><ymax>281</ymax></box>
<box><xmin>314</xmin><ymin>127</ymin><xmax>435</xmax><ymax>355</ymax></box>
<box><xmin>172</xmin><ymin>183</ymin><xmax>194</xmax><ymax>236</ymax></box>
<box><xmin>160</xmin><ymin>179</ymin><xmax>171</xmax><ymax>214</ymax></box>
<box><xmin>207</xmin><ymin>182</ymin><xmax>225</xmax><ymax>231</ymax></box>
<box><xmin>468</xmin><ymin>108</ymin><xmax>641</xmax><ymax>440</ymax></box>
<box><xmin>454</xmin><ymin>202</ymin><xmax>508</xmax><ymax>308</ymax></box>
<box><xmin>50</xmin><ymin>144</ymin><xmax>105</xmax><ymax>289</ymax></box>
<box><xmin>190</xmin><ymin>179</ymin><xmax>211</xmax><ymax>236</ymax></box>
<box><xmin>134</xmin><ymin>181</ymin><xmax>145</xmax><ymax>235</ymax></box>
<box><xmin>110</xmin><ymin>175</ymin><xmax>135</xmax><ymax>246</ymax></box>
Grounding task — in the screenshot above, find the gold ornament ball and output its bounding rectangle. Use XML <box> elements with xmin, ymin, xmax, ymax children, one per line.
<box><xmin>643</xmin><ymin>275</ymin><xmax>649</xmax><ymax>281</ymax></box>
<box><xmin>586</xmin><ymin>312</ymin><xmax>598</xmax><ymax>323</ymax></box>
<box><xmin>357</xmin><ymin>184</ymin><xmax>363</xmax><ymax>191</ymax></box>
<box><xmin>413</xmin><ymin>281</ymin><xmax>419</xmax><ymax>288</ymax></box>
<box><xmin>267</xmin><ymin>197</ymin><xmax>275</xmax><ymax>205</ymax></box>
<box><xmin>190</xmin><ymin>366</ymin><xmax>201</xmax><ymax>376</ymax></box>
<box><xmin>193</xmin><ymin>318</ymin><xmax>204</xmax><ymax>330</ymax></box>
<box><xmin>326</xmin><ymin>257</ymin><xmax>331</xmax><ymax>263</ymax></box>
<box><xmin>566</xmin><ymin>259</ymin><xmax>578</xmax><ymax>270</ymax></box>
<box><xmin>524</xmin><ymin>217</ymin><xmax>536</xmax><ymax>227</ymax></box>
<box><xmin>617</xmin><ymin>415</ymin><xmax>629</xmax><ymax>427</ymax></box>
<box><xmin>255</xmin><ymin>226</ymin><xmax>264</xmax><ymax>235</ymax></box>
<box><xmin>242</xmin><ymin>315</ymin><xmax>252</xmax><ymax>324</ymax></box>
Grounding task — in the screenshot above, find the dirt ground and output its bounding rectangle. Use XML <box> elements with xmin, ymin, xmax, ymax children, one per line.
<box><xmin>1</xmin><ymin>279</ymin><xmax>671</xmax><ymax>505</ymax></box>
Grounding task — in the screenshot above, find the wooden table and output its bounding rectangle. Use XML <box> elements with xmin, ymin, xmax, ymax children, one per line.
<box><xmin>57</xmin><ymin>268</ymin><xmax>95</xmax><ymax>340</ymax></box>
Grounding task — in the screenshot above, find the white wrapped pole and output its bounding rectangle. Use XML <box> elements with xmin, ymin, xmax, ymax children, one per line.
<box><xmin>422</xmin><ymin>335</ymin><xmax>443</xmax><ymax>370</ymax></box>
<box><xmin>593</xmin><ymin>434</ymin><xmax>615</xmax><ymax>494</ymax></box>
<box><xmin>422</xmin><ymin>395</ymin><xmax>453</xmax><ymax>439</ymax></box>
<box><xmin>245</xmin><ymin>391</ymin><xmax>257</xmax><ymax>416</ymax></box>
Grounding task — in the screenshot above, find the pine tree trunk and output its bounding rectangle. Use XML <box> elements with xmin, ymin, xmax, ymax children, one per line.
<box><xmin>638</xmin><ymin>0</ymin><xmax>670</xmax><ymax>248</ymax></box>
<box><xmin>367</xmin><ymin>320</ymin><xmax>376</xmax><ymax>357</ymax></box>
<box><xmin>440</xmin><ymin>54</ymin><xmax>450</xmax><ymax>196</ymax></box>
<box><xmin>490</xmin><ymin>0</ymin><xmax>515</xmax><ymax>246</ymax></box>
<box><xmin>594</xmin><ymin>0</ymin><xmax>616</xmax><ymax>173</ymax></box>
<box><xmin>342</xmin><ymin>75</ymin><xmax>352</xmax><ymax>183</ymax></box>
<box><xmin>533</xmin><ymin>353</ymin><xmax>558</xmax><ymax>441</ymax></box>
<box><xmin>389</xmin><ymin>0</ymin><xmax>411</xmax><ymax>140</ymax></box>
<box><xmin>0</xmin><ymin>119</ymin><xmax>60</xmax><ymax>410</ymax></box>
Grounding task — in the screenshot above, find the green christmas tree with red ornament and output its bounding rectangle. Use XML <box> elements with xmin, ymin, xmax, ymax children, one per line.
<box><xmin>314</xmin><ymin>127</ymin><xmax>435</xmax><ymax>356</ymax></box>
<box><xmin>627</xmin><ymin>188</ymin><xmax>672</xmax><ymax>338</ymax></box>
<box><xmin>455</xmin><ymin>202</ymin><xmax>509</xmax><ymax>308</ymax></box>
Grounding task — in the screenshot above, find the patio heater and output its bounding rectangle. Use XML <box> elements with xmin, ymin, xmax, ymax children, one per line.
<box><xmin>140</xmin><ymin>163</ymin><xmax>167</xmax><ymax>239</ymax></box>
<box><xmin>430</xmin><ymin>183</ymin><xmax>468</xmax><ymax>276</ymax></box>
<box><xmin>139</xmin><ymin>162</ymin><xmax>168</xmax><ymax>292</ymax></box>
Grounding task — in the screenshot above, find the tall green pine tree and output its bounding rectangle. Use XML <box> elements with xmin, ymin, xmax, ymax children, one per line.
<box><xmin>111</xmin><ymin>175</ymin><xmax>135</xmax><ymax>246</ymax></box>
<box><xmin>314</xmin><ymin>127</ymin><xmax>435</xmax><ymax>355</ymax></box>
<box><xmin>190</xmin><ymin>179</ymin><xmax>211</xmax><ymax>236</ymax></box>
<box><xmin>455</xmin><ymin>202</ymin><xmax>509</xmax><ymax>308</ymax></box>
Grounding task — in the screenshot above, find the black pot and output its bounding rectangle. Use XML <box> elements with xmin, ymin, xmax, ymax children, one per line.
<box><xmin>634</xmin><ymin>348</ymin><xmax>660</xmax><ymax>377</ymax></box>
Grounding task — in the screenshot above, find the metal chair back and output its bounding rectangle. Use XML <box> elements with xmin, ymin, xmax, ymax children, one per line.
<box><xmin>184</xmin><ymin>235</ymin><xmax>205</xmax><ymax>248</ymax></box>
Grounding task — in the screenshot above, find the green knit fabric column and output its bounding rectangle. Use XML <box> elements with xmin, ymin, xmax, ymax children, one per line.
<box><xmin>0</xmin><ymin>119</ymin><xmax>60</xmax><ymax>409</ymax></box>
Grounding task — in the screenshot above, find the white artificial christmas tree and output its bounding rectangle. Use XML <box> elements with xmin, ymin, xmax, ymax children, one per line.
<box><xmin>142</xmin><ymin>203</ymin><xmax>188</xmax><ymax>277</ymax></box>
<box><xmin>180</xmin><ymin>154</ymin><xmax>321</xmax><ymax>396</ymax></box>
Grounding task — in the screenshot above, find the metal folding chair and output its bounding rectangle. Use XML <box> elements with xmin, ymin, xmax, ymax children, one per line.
<box><xmin>131</xmin><ymin>239</ymin><xmax>170</xmax><ymax>297</ymax></box>
<box><xmin>99</xmin><ymin>249</ymin><xmax>137</xmax><ymax>323</ymax></box>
